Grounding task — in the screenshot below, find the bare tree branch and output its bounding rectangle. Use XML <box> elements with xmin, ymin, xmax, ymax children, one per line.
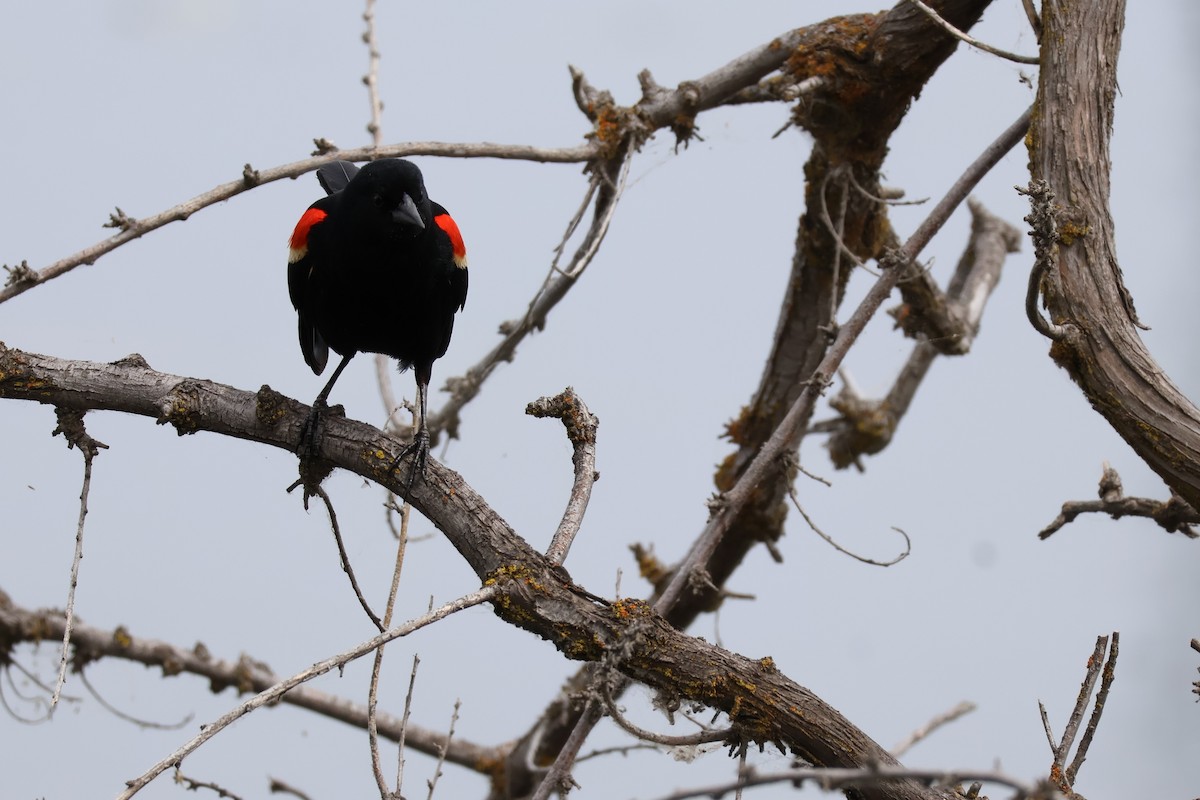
<box><xmin>656</xmin><ymin>104</ymin><xmax>1032</xmax><ymax>614</ymax></box>
<box><xmin>0</xmin><ymin>346</ymin><xmax>962</xmax><ymax>800</ymax></box>
<box><xmin>1027</xmin><ymin>0</ymin><xmax>1200</xmax><ymax>510</ymax></box>
<box><xmin>48</xmin><ymin>408</ymin><xmax>108</xmax><ymax>710</ymax></box>
<box><xmin>115</xmin><ymin>588</ymin><xmax>498</xmax><ymax>799</ymax></box>
<box><xmin>526</xmin><ymin>388</ymin><xmax>600</xmax><ymax>565</ymax></box>
<box><xmin>821</xmin><ymin>197</ymin><xmax>1022</xmax><ymax>469</ymax></box>
<box><xmin>0</xmin><ymin>141</ymin><xmax>595</xmax><ymax>306</ymax></box>
<box><xmin>0</xmin><ymin>590</ymin><xmax>502</xmax><ymax>774</ymax></box>
<box><xmin>910</xmin><ymin>0</ymin><xmax>1038</xmax><ymax>63</ymax></box>
<box><xmin>1039</xmin><ymin>463</ymin><xmax>1199</xmax><ymax>539</ymax></box>
<box><xmin>1041</xmin><ymin>633</ymin><xmax>1119</xmax><ymax>796</ymax></box>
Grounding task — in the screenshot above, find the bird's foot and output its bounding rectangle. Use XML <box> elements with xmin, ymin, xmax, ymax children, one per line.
<box><xmin>390</xmin><ymin>428</ymin><xmax>430</xmax><ymax>500</ymax></box>
<box><xmin>298</xmin><ymin>399</ymin><xmax>328</xmax><ymax>462</ymax></box>
<box><xmin>290</xmin><ymin>399</ymin><xmax>339</xmax><ymax>504</ymax></box>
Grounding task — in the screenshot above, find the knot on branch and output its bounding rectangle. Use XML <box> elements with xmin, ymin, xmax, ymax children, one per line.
<box><xmin>103</xmin><ymin>207</ymin><xmax>139</xmax><ymax>232</ymax></box>
<box><xmin>242</xmin><ymin>163</ymin><xmax>262</xmax><ymax>187</ymax></box>
<box><xmin>569</xmin><ymin>65</ymin><xmax>649</xmax><ymax>158</ymax></box>
<box><xmin>2</xmin><ymin>260</ymin><xmax>38</xmax><ymax>288</ymax></box>
<box><xmin>311</xmin><ymin>137</ymin><xmax>339</xmax><ymax>156</ymax></box>
<box><xmin>1039</xmin><ymin>464</ymin><xmax>1200</xmax><ymax>539</ymax></box>
<box><xmin>52</xmin><ymin>407</ymin><xmax>109</xmax><ymax>459</ymax></box>
<box><xmin>158</xmin><ymin>380</ymin><xmax>204</xmax><ymax>435</ymax></box>
<box><xmin>825</xmin><ymin>389</ymin><xmax>895</xmax><ymax>471</ymax></box>
<box><xmin>525</xmin><ymin>387</ymin><xmax>598</xmax><ymax>448</ymax></box>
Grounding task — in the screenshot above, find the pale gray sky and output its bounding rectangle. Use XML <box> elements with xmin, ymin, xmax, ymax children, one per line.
<box><xmin>1</xmin><ymin>2</ymin><xmax>1197</xmax><ymax>798</ymax></box>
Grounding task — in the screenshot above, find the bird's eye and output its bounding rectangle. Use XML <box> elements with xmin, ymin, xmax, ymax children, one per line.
<box><xmin>373</xmin><ymin>194</ymin><xmax>387</xmax><ymax>208</ymax></box>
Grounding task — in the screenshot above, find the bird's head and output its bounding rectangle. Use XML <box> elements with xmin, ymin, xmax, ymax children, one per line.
<box><xmin>344</xmin><ymin>159</ymin><xmax>432</xmax><ymax>240</ymax></box>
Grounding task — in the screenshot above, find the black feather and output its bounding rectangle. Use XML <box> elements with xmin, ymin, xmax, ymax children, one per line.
<box><xmin>316</xmin><ymin>160</ymin><xmax>360</xmax><ymax>196</ymax></box>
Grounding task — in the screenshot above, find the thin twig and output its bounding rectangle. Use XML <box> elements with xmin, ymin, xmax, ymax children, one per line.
<box><xmin>427</xmin><ymin>146</ymin><xmax>634</xmax><ymax>442</ymax></box>
<box><xmin>526</xmin><ymin>388</ymin><xmax>600</xmax><ymax>565</ymax></box>
<box><xmin>0</xmin><ymin>592</ymin><xmax>500</xmax><ymax>770</ymax></box>
<box><xmin>1054</xmin><ymin>636</ymin><xmax>1109</xmax><ymax>767</ymax></box>
<box><xmin>50</xmin><ymin>408</ymin><xmax>108</xmax><ymax>710</ymax></box>
<box><xmin>599</xmin><ymin>679</ymin><xmax>732</xmax><ymax>747</ymax></box>
<box><xmin>314</xmin><ymin>487</ymin><xmax>384</xmax><ymax>632</ymax></box>
<box><xmin>1042</xmin><ymin>634</ymin><xmax>1120</xmax><ymax>794</ymax></box>
<box><xmin>785</xmin><ymin>471</ymin><xmax>911</xmax><ymax>567</ymax></box>
<box><xmin>653</xmin><ymin>105</ymin><xmax>1033</xmax><ymax>614</ymax></box>
<box><xmin>0</xmin><ymin>140</ymin><xmax>595</xmax><ymax>306</ymax></box>
<box><xmin>369</xmin><ymin>492</ymin><xmax>412</xmax><ymax>799</ymax></box>
<box><xmin>79</xmin><ymin>669</ymin><xmax>193</xmax><ymax>731</ymax></box>
<box><xmin>1065</xmin><ymin>633</ymin><xmax>1118</xmax><ymax>785</ymax></box>
<box><xmin>268</xmin><ymin>778</ymin><xmax>314</xmax><ymax>800</ymax></box>
<box><xmin>733</xmin><ymin>741</ymin><xmax>749</xmax><ymax>800</ymax></box>
<box><xmin>530</xmin><ymin>700</ymin><xmax>602</xmax><ymax>800</ymax></box>
<box><xmin>116</xmin><ymin>586</ymin><xmax>498</xmax><ymax>800</ymax></box>
<box><xmin>425</xmin><ymin>699</ymin><xmax>460</xmax><ymax>800</ymax></box>
<box><xmin>172</xmin><ymin>768</ymin><xmax>244</xmax><ymax>800</ymax></box>
<box><xmin>890</xmin><ymin>700</ymin><xmax>976</xmax><ymax>757</ymax></box>
<box><xmin>1021</xmin><ymin>0</ymin><xmax>1043</xmax><ymax>42</ymax></box>
<box><xmin>645</xmin><ymin>764</ymin><xmax>1041</xmax><ymax>800</ymax></box>
<box><xmin>1038</xmin><ymin>700</ymin><xmax>1056</xmax><ymax>752</ymax></box>
<box><xmin>362</xmin><ymin>0</ymin><xmax>383</xmax><ymax>150</ymax></box>
<box><xmin>395</xmin><ymin>655</ymin><xmax>420</xmax><ymax>793</ymax></box>
<box><xmin>910</xmin><ymin>0</ymin><xmax>1039</xmax><ymax>64</ymax></box>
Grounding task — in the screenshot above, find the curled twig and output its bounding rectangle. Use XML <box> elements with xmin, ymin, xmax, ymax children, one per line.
<box><xmin>785</xmin><ymin>472</ymin><xmax>911</xmax><ymax>567</ymax></box>
<box><xmin>526</xmin><ymin>388</ymin><xmax>600</xmax><ymax>565</ymax></box>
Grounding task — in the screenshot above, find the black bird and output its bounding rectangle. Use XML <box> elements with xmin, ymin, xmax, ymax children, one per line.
<box><xmin>287</xmin><ymin>158</ymin><xmax>468</xmax><ymax>485</ymax></box>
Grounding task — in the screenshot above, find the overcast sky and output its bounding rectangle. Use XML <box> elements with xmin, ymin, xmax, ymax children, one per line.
<box><xmin>1</xmin><ymin>2</ymin><xmax>1197</xmax><ymax>799</ymax></box>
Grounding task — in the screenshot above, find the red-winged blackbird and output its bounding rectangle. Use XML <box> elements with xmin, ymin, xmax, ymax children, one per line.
<box><xmin>287</xmin><ymin>158</ymin><xmax>468</xmax><ymax>484</ymax></box>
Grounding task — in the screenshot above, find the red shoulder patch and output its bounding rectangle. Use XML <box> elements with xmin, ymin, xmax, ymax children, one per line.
<box><xmin>288</xmin><ymin>207</ymin><xmax>328</xmax><ymax>264</ymax></box>
<box><xmin>434</xmin><ymin>213</ymin><xmax>468</xmax><ymax>269</ymax></box>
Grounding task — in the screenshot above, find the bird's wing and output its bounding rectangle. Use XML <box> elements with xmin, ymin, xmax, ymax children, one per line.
<box><xmin>287</xmin><ymin>196</ymin><xmax>337</xmax><ymax>374</ymax></box>
<box><xmin>316</xmin><ymin>160</ymin><xmax>360</xmax><ymax>196</ymax></box>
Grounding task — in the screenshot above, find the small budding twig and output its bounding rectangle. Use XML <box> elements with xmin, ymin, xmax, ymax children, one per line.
<box><xmin>526</xmin><ymin>388</ymin><xmax>600</xmax><ymax>565</ymax></box>
<box><xmin>424</xmin><ymin>699</ymin><xmax>461</xmax><ymax>800</ymax></box>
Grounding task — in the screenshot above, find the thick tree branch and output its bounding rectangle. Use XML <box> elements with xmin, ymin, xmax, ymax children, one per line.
<box><xmin>506</xmin><ymin>3</ymin><xmax>1009</xmax><ymax>789</ymax></box>
<box><xmin>1027</xmin><ymin>0</ymin><xmax>1200</xmax><ymax>511</ymax></box>
<box><xmin>0</xmin><ymin>344</ymin><xmax>956</xmax><ymax>800</ymax></box>
<box><xmin>822</xmin><ymin>198</ymin><xmax>1021</xmax><ymax>469</ymax></box>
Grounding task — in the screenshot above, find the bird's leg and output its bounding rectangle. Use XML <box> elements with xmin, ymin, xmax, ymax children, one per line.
<box><xmin>391</xmin><ymin>368</ymin><xmax>431</xmax><ymax>499</ymax></box>
<box><xmin>299</xmin><ymin>353</ymin><xmax>354</xmax><ymax>462</ymax></box>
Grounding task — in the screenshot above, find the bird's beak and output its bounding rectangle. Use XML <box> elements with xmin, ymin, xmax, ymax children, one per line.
<box><xmin>392</xmin><ymin>194</ymin><xmax>425</xmax><ymax>231</ymax></box>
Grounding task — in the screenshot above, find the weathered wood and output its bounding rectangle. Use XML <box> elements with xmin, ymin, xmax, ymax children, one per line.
<box><xmin>1027</xmin><ymin>0</ymin><xmax>1200</xmax><ymax>511</ymax></box>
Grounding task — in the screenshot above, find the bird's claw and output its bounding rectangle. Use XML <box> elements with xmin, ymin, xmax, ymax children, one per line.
<box><xmin>390</xmin><ymin>429</ymin><xmax>430</xmax><ymax>500</ymax></box>
<box><xmin>298</xmin><ymin>399</ymin><xmax>329</xmax><ymax>463</ymax></box>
